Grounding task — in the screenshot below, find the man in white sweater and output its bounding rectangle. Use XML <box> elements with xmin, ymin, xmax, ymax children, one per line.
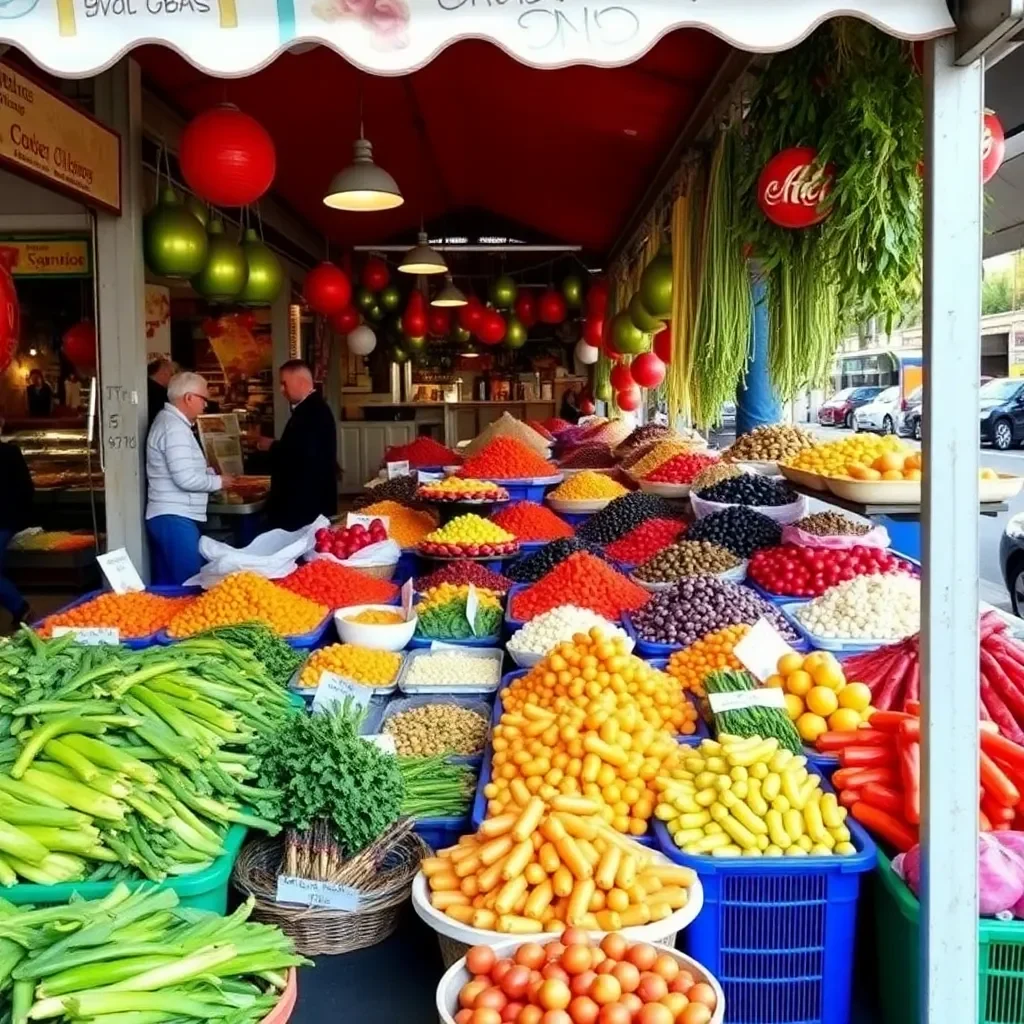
<box><xmin>145</xmin><ymin>372</ymin><xmax>234</xmax><ymax>585</ymax></box>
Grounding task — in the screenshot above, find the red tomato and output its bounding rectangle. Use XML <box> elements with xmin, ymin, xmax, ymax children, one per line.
<box><xmin>624</xmin><ymin>944</ymin><xmax>657</xmax><ymax>972</ymax></box>
<box><xmin>561</xmin><ymin>928</ymin><xmax>590</xmax><ymax>948</ymax></box>
<box><xmin>600</xmin><ymin>934</ymin><xmax>627</xmax><ymax>961</ymax></box>
<box><xmin>635</xmin><ymin>1005</ymin><xmax>673</xmax><ymax>1024</ymax></box>
<box><xmin>493</xmin><ymin>960</ymin><xmax>516</xmax><ymax>984</ymax></box>
<box><xmin>562</xmin><ymin>946</ymin><xmax>593</xmax><ymax>976</ymax></box>
<box><xmin>476</xmin><ymin>988</ymin><xmax>508</xmax><ymax>1013</ymax></box>
<box><xmin>687</xmin><ymin>984</ymin><xmax>717</xmax><ymax>1010</ymax></box>
<box><xmin>545</xmin><ymin>943</ymin><xmax>567</xmax><ymax>962</ymax></box>
<box><xmin>461</xmin><ymin>981</ymin><xmax>490</xmax><ymax>1009</ymax></box>
<box><xmin>541</xmin><ymin>1011</ymin><xmax>573</xmax><ymax>1024</ymax></box>
<box><xmin>660</xmin><ymin>993</ymin><xmax>689</xmax><ymax>1019</ymax></box>
<box><xmin>518</xmin><ymin>1006</ymin><xmax>544</xmax><ymax>1024</ymax></box>
<box><xmin>594</xmin><ymin>959</ymin><xmax>616</xmax><ymax>975</ymax></box>
<box><xmin>669</xmin><ymin>972</ymin><xmax>694</xmax><ymax>995</ymax></box>
<box><xmin>516</xmin><ymin>945</ymin><xmax>547</xmax><ymax>970</ymax></box>
<box><xmin>471</xmin><ymin>1009</ymin><xmax>503</xmax><ymax>1024</ymax></box>
<box><xmin>678</xmin><ymin>1005</ymin><xmax>712</xmax><ymax>1024</ymax></box>
<box><xmin>542</xmin><ymin>964</ymin><xmax>571</xmax><ymax>984</ymax></box>
<box><xmin>503</xmin><ymin>1004</ymin><xmax>525</xmax><ymax>1024</ymax></box>
<box><xmin>538</xmin><ymin>979</ymin><xmax>572</xmax><ymax>1012</ymax></box>
<box><xmin>611</xmin><ymin>962</ymin><xmax>640</xmax><ymax>993</ymax></box>
<box><xmin>597</xmin><ymin>1004</ymin><xmax>632</xmax><ymax>1024</ymax></box>
<box><xmin>568</xmin><ymin>996</ymin><xmax>600</xmax><ymax>1024</ymax></box>
<box><xmin>528</xmin><ymin>979</ymin><xmax>546</xmax><ymax>1004</ymax></box>
<box><xmin>570</xmin><ymin>971</ymin><xmax>598</xmax><ymax>998</ymax></box>
<box><xmin>456</xmin><ymin>1011</ymin><xmax>474</xmax><ymax>1024</ymax></box>
<box><xmin>652</xmin><ymin>955</ymin><xmax>679</xmax><ymax>983</ymax></box>
<box><xmin>618</xmin><ymin>994</ymin><xmax>642</xmax><ymax>1021</ymax></box>
<box><xmin>588</xmin><ymin>975</ymin><xmax>621</xmax><ymax>1006</ymax></box>
<box><xmin>503</xmin><ymin>966</ymin><xmax>532</xmax><ymax>1001</ymax></box>
<box><xmin>636</xmin><ymin>973</ymin><xmax>668</xmax><ymax>1004</ymax></box>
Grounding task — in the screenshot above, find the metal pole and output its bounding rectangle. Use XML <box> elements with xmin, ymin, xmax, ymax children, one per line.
<box><xmin>920</xmin><ymin>35</ymin><xmax>982</xmax><ymax>1024</ymax></box>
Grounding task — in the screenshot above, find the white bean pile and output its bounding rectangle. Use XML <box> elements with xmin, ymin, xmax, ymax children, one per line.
<box><xmin>405</xmin><ymin>651</ymin><xmax>501</xmax><ymax>688</ymax></box>
<box><xmin>507</xmin><ymin>605</ymin><xmax>628</xmax><ymax>657</ymax></box>
<box><xmin>795</xmin><ymin>574</ymin><xmax>920</xmax><ymax>640</ymax></box>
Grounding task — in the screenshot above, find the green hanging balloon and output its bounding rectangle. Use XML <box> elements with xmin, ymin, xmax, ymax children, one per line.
<box><xmin>505</xmin><ymin>317</ymin><xmax>528</xmax><ymax>349</ymax></box>
<box><xmin>355</xmin><ymin>287</ymin><xmax>377</xmax><ymax>312</ymax></box>
<box><xmin>490</xmin><ymin>275</ymin><xmax>517</xmax><ymax>309</ymax></box>
<box><xmin>405</xmin><ymin>334</ymin><xmax>427</xmax><ymax>352</ymax></box>
<box><xmin>611</xmin><ymin>311</ymin><xmax>649</xmax><ymax>355</ymax></box>
<box><xmin>366</xmin><ymin>303</ymin><xmax>386</xmax><ymax>324</ymax></box>
<box><xmin>238</xmin><ymin>228</ymin><xmax>284</xmax><ymax>306</ymax></box>
<box><xmin>184</xmin><ymin>194</ymin><xmax>209</xmax><ymax>229</ymax></box>
<box><xmin>629</xmin><ymin>293</ymin><xmax>662</xmax><ymax>333</ymax></box>
<box><xmin>639</xmin><ymin>244</ymin><xmax>673</xmax><ymax>318</ymax></box>
<box><xmin>452</xmin><ymin>325</ymin><xmax>472</xmax><ymax>344</ymax></box>
<box><xmin>391</xmin><ymin>346</ymin><xmax>410</xmax><ymax>365</ymax></box>
<box><xmin>191</xmin><ymin>219</ymin><xmax>247</xmax><ymax>302</ymax></box>
<box><xmin>144</xmin><ymin>187</ymin><xmax>208</xmax><ymax>279</ymax></box>
<box><xmin>380</xmin><ymin>285</ymin><xmax>401</xmax><ymax>311</ymax></box>
<box><xmin>384</xmin><ymin>315</ymin><xmax>404</xmax><ymax>345</ymax></box>
<box><xmin>562</xmin><ymin>275</ymin><xmax>583</xmax><ymax>307</ymax></box>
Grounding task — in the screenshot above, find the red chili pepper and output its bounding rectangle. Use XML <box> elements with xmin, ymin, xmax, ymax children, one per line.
<box><xmin>851</xmin><ymin>802</ymin><xmax>917</xmax><ymax>852</ymax></box>
<box><xmin>839</xmin><ymin>745</ymin><xmax>895</xmax><ymax>769</ymax></box>
<box><xmin>860</xmin><ymin>783</ymin><xmax>905</xmax><ymax>817</ymax></box>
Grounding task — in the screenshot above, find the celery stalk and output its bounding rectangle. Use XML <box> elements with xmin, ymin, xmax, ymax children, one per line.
<box><xmin>106</xmin><ymin>942</ymin><xmax>237</xmax><ymax>991</ymax></box>
<box><xmin>21</xmin><ymin>770</ymin><xmax>125</xmax><ymax>822</ymax></box>
<box><xmin>37</xmin><ymin>955</ymin><xmax>179</xmax><ymax>997</ymax></box>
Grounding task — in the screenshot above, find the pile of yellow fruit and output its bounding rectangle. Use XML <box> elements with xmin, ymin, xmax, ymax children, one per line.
<box><xmin>343</xmin><ymin>608</ymin><xmax>406</xmax><ymax>625</ymax></box>
<box><xmin>843</xmin><ymin>450</ymin><xmax>921</xmax><ymax>481</ymax></box>
<box><xmin>548</xmin><ymin>471</ymin><xmax>628</xmax><ymax>501</ymax></box>
<box><xmin>299</xmin><ymin>642</ymin><xmax>403</xmax><ymax>688</ymax></box>
<box><xmin>421</xmin><ymin>514</ymin><xmax>516</xmax><ymax>547</ymax></box>
<box><xmin>765</xmin><ymin>651</ymin><xmax>873</xmax><ymax>742</ymax></box>
<box><xmin>782</xmin><ymin>435</ymin><xmax>908</xmax><ymax>478</ymax></box>
<box><xmin>483</xmin><ymin>629</ymin><xmax>699</xmax><ymax>836</ymax></box>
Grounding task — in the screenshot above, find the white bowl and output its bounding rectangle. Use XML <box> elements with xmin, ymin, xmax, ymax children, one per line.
<box><xmin>979</xmin><ymin>473</ymin><xmax>1024</xmax><ymax>503</ymax></box>
<box><xmin>547</xmin><ymin>496</ymin><xmax>620</xmax><ymax>513</ymax></box>
<box><xmin>333</xmin><ymin>604</ymin><xmax>418</xmax><ymax>651</ymax></box>
<box><xmin>436</xmin><ymin>939</ymin><xmax>725</xmax><ymax>1024</ymax></box>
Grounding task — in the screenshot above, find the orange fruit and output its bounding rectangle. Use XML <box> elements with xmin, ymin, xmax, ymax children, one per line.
<box><xmin>765</xmin><ymin>674</ymin><xmax>786</xmax><ymax>689</ymax></box>
<box><xmin>811</xmin><ymin>662</ymin><xmax>846</xmax><ymax>691</ymax></box>
<box><xmin>828</xmin><ymin>708</ymin><xmax>862</xmax><ymax>732</ymax></box>
<box><xmin>784</xmin><ymin>694</ymin><xmax>805</xmax><ymax>721</ymax></box>
<box><xmin>837</xmin><ymin>682</ymin><xmax>872</xmax><ymax>712</ymax></box>
<box><xmin>796</xmin><ymin>712</ymin><xmax>829</xmax><ymax>743</ymax></box>
<box><xmin>806</xmin><ymin>686</ymin><xmax>839</xmax><ymax>717</ymax></box>
<box><xmin>777</xmin><ymin>652</ymin><xmax>804</xmax><ymax>676</ymax></box>
<box><xmin>785</xmin><ymin>670</ymin><xmax>814</xmax><ymax>697</ymax></box>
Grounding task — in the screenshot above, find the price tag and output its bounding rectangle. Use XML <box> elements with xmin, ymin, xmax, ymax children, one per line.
<box><xmin>402</xmin><ymin>578</ymin><xmax>415</xmax><ymax>622</ymax></box>
<box><xmin>418</xmin><ymin>470</ymin><xmax>443</xmax><ymax>483</ymax></box>
<box><xmin>346</xmin><ymin>513</ymin><xmax>390</xmax><ymax>533</ymax></box>
<box><xmin>707</xmin><ymin>688</ymin><xmax>788</xmax><ymax>714</ymax></box>
<box><xmin>96</xmin><ymin>548</ymin><xmax>145</xmax><ymax>594</ymax></box>
<box><xmin>386</xmin><ymin>460</ymin><xmax>411</xmax><ymax>480</ymax></box>
<box><xmin>430</xmin><ymin>640</ymin><xmax>463</xmax><ymax>650</ymax></box>
<box><xmin>51</xmin><ymin>627</ymin><xmax>119</xmax><ymax>645</ymax></box>
<box><xmin>312</xmin><ymin>671</ymin><xmax>372</xmax><ymax>713</ymax></box>
<box><xmin>733</xmin><ymin>618</ymin><xmax>799</xmax><ymax>682</ymax></box>
<box><xmin>466</xmin><ymin>583</ymin><xmax>479</xmax><ymax>636</ymax></box>
<box><xmin>361</xmin><ymin>734</ymin><xmax>397</xmax><ymax>755</ymax></box>
<box><xmin>275</xmin><ymin>875</ymin><xmax>361</xmax><ymax>910</ymax></box>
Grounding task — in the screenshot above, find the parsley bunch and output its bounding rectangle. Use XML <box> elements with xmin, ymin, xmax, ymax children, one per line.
<box><xmin>251</xmin><ymin>700</ymin><xmax>405</xmax><ymax>856</ymax></box>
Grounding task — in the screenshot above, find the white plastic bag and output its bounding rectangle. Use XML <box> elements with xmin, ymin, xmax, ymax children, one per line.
<box><xmin>690</xmin><ymin>491</ymin><xmax>808</xmax><ymax>525</ymax></box>
<box><xmin>187</xmin><ymin>516</ymin><xmax>329</xmax><ymax>588</ymax></box>
<box><xmin>781</xmin><ymin>523</ymin><xmax>890</xmax><ymax>549</ymax></box>
<box><xmin>306</xmin><ymin>539</ymin><xmax>401</xmax><ymax>569</ymax></box>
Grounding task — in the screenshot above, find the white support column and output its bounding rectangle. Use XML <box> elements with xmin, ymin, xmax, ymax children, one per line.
<box><xmin>920</xmin><ymin>36</ymin><xmax>982</xmax><ymax>1023</ymax></box>
<box><xmin>92</xmin><ymin>59</ymin><xmax>147</xmax><ymax>573</ymax></box>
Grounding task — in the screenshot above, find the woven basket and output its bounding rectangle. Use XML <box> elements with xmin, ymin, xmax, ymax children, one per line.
<box><xmin>353</xmin><ymin>561</ymin><xmax>399</xmax><ymax>580</ymax></box>
<box><xmin>232</xmin><ymin>826</ymin><xmax>430</xmax><ymax>956</ymax></box>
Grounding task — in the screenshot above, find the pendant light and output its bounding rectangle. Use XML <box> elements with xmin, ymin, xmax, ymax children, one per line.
<box><xmin>431</xmin><ymin>274</ymin><xmax>467</xmax><ymax>307</ymax></box>
<box><xmin>399</xmin><ymin>230</ymin><xmax>447</xmax><ymax>275</ymax></box>
<box><xmin>323</xmin><ymin>102</ymin><xmax>403</xmax><ymax>212</ymax></box>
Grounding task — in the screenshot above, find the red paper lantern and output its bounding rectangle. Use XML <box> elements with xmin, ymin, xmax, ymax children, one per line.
<box><xmin>538</xmin><ymin>288</ymin><xmax>567</xmax><ymax>325</ymax></box>
<box><xmin>459</xmin><ymin>297</ymin><xmax>485</xmax><ymax>333</ymax></box>
<box><xmin>630</xmin><ymin>351</ymin><xmax>666</xmax><ymax>389</ymax></box>
<box><xmin>0</xmin><ymin>263</ymin><xmax>18</xmax><ymax>374</ymax></box>
<box><xmin>610</xmin><ymin>363</ymin><xmax>634</xmax><ymax>390</ymax></box>
<box><xmin>477</xmin><ymin>309</ymin><xmax>506</xmax><ymax>345</ymax></box>
<box><xmin>179</xmin><ymin>105</ymin><xmax>276</xmax><ymax>208</ymax></box>
<box><xmin>983</xmin><ymin>111</ymin><xmax>1006</xmax><ymax>184</ymax></box>
<box><xmin>583</xmin><ymin>316</ymin><xmax>604</xmax><ymax>347</ymax></box>
<box><xmin>586</xmin><ymin>280</ymin><xmax>609</xmax><ymax>316</ymax></box>
<box><xmin>616</xmin><ymin>385</ymin><xmax>642</xmax><ymax>412</ymax></box>
<box><xmin>329</xmin><ymin>306</ymin><xmax>361</xmax><ymax>334</ymax></box>
<box><xmin>403</xmin><ymin>309</ymin><xmax>427</xmax><ymax>337</ymax></box>
<box><xmin>428</xmin><ymin>308</ymin><xmax>451</xmax><ymax>337</ymax></box>
<box><xmin>514</xmin><ymin>291</ymin><xmax>537</xmax><ymax>328</ymax></box>
<box><xmin>361</xmin><ymin>257</ymin><xmax>390</xmax><ymax>292</ymax></box>
<box><xmin>304</xmin><ymin>262</ymin><xmax>351</xmax><ymax>316</ymax></box>
<box><xmin>757</xmin><ymin>147</ymin><xmax>835</xmax><ymax>229</ymax></box>
<box><xmin>653</xmin><ymin>325</ymin><xmax>672</xmax><ymax>364</ymax></box>
<box><xmin>62</xmin><ymin>321</ymin><xmax>96</xmax><ymax>372</ymax></box>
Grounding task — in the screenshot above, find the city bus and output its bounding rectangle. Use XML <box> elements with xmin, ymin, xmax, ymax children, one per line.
<box><xmin>831</xmin><ymin>348</ymin><xmax>923</xmax><ymax>399</ymax></box>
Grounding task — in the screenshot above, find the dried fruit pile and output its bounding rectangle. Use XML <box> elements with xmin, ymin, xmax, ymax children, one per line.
<box><xmin>279</xmin><ymin>560</ymin><xmax>399</xmax><ymax>608</ymax></box>
<box><xmin>492</xmin><ymin>501</ymin><xmax>574</xmax><ymax>542</ymax></box>
<box><xmin>604</xmin><ymin>519</ymin><xmax>688</xmax><ymax>565</ymax></box>
<box><xmin>458</xmin><ymin>437</ymin><xmax>557</xmax><ymax>479</ymax></box>
<box><xmin>383</xmin><ymin>435</ymin><xmax>461</xmax><ymax>467</ymax></box>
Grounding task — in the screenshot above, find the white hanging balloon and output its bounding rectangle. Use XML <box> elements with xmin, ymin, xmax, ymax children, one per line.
<box><xmin>348</xmin><ymin>324</ymin><xmax>377</xmax><ymax>356</ymax></box>
<box><xmin>575</xmin><ymin>339</ymin><xmax>599</xmax><ymax>365</ymax></box>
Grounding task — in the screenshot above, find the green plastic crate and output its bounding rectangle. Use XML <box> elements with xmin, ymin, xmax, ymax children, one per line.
<box><xmin>0</xmin><ymin>823</ymin><xmax>247</xmax><ymax>914</ymax></box>
<box><xmin>873</xmin><ymin>848</ymin><xmax>1024</xmax><ymax>1024</ymax></box>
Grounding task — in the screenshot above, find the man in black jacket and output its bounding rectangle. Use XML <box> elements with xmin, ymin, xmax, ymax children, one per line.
<box><xmin>258</xmin><ymin>360</ymin><xmax>338</xmax><ymax>531</ymax></box>
<box><xmin>0</xmin><ymin>425</ymin><xmax>34</xmax><ymax>625</ymax></box>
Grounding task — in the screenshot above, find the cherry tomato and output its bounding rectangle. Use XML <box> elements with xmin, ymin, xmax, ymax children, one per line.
<box><xmin>678</xmin><ymin>1005</ymin><xmax>712</xmax><ymax>1024</ymax></box>
<box><xmin>503</xmin><ymin>966</ymin><xmax>532</xmax><ymax>1001</ymax></box>
<box><xmin>561</xmin><ymin>928</ymin><xmax>590</xmax><ymax>948</ymax></box>
<box><xmin>518</xmin><ymin>1006</ymin><xmax>544</xmax><ymax>1024</ymax></box>
<box><xmin>588</xmin><ymin>975</ymin><xmax>621</xmax><ymax>1006</ymax></box>
<box><xmin>562</xmin><ymin>945</ymin><xmax>593</xmax><ymax>976</ymax></box>
<box><xmin>476</xmin><ymin>989</ymin><xmax>508</xmax><ymax>1013</ymax></box>
<box><xmin>660</xmin><ymin>993</ymin><xmax>689</xmax><ymax>1019</ymax></box>
<box><xmin>669</xmin><ymin>972</ymin><xmax>695</xmax><ymax>995</ymax></box>
<box><xmin>542</xmin><ymin>964</ymin><xmax>571</xmax><ymax>984</ymax></box>
<box><xmin>541</xmin><ymin>1011</ymin><xmax>573</xmax><ymax>1024</ymax></box>
<box><xmin>456</xmin><ymin>1011</ymin><xmax>474</xmax><ymax>1024</ymax></box>
<box><xmin>600</xmin><ymin>934</ymin><xmax>627</xmax><ymax>961</ymax></box>
<box><xmin>538</xmin><ymin>979</ymin><xmax>572</xmax><ymax>1012</ymax></box>
<box><xmin>652</xmin><ymin>955</ymin><xmax>679</xmax><ymax>983</ymax></box>
<box><xmin>570</xmin><ymin>971</ymin><xmax>598</xmax><ymax>998</ymax></box>
<box><xmin>597</xmin><ymin>1005</ymin><xmax>631</xmax><ymax>1024</ymax></box>
<box><xmin>493</xmin><ymin>961</ymin><xmax>515</xmax><ymax>985</ymax></box>
<box><xmin>635</xmin><ymin>1005</ymin><xmax>673</xmax><ymax>1024</ymax></box>
<box><xmin>611</xmin><ymin>962</ymin><xmax>640</xmax><ymax>993</ymax></box>
<box><xmin>461</xmin><ymin>981</ymin><xmax>490</xmax><ymax>1009</ymax></box>
<box><xmin>687</xmin><ymin>984</ymin><xmax>717</xmax><ymax>1010</ymax></box>
<box><xmin>503</xmin><ymin>1004</ymin><xmax>525</xmax><ymax>1024</ymax></box>
<box><xmin>516</xmin><ymin>945</ymin><xmax>547</xmax><ymax>970</ymax></box>
<box><xmin>624</xmin><ymin>944</ymin><xmax>657</xmax><ymax>973</ymax></box>
<box><xmin>618</xmin><ymin>994</ymin><xmax>643</xmax><ymax>1021</ymax></box>
<box><xmin>545</xmin><ymin>943</ymin><xmax>567</xmax><ymax>962</ymax></box>
<box><xmin>636</xmin><ymin>973</ymin><xmax>668</xmax><ymax>1004</ymax></box>
<box><xmin>568</xmin><ymin>996</ymin><xmax>600</xmax><ymax>1024</ymax></box>
<box><xmin>594</xmin><ymin>959</ymin><xmax>616</xmax><ymax>976</ymax></box>
<box><xmin>471</xmin><ymin>1009</ymin><xmax>503</xmax><ymax>1024</ymax></box>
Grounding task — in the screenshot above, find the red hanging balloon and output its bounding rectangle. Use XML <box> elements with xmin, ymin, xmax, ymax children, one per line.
<box><xmin>304</xmin><ymin>262</ymin><xmax>352</xmax><ymax>316</ymax></box>
<box><xmin>477</xmin><ymin>309</ymin><xmax>506</xmax><ymax>345</ymax></box>
<box><xmin>653</xmin><ymin>325</ymin><xmax>673</xmax><ymax>365</ymax></box>
<box><xmin>428</xmin><ymin>307</ymin><xmax>451</xmax><ymax>337</ymax></box>
<box><xmin>630</xmin><ymin>352</ymin><xmax>666</xmax><ymax>389</ymax></box>
<box><xmin>514</xmin><ymin>291</ymin><xmax>537</xmax><ymax>328</ymax></box>
<box><xmin>0</xmin><ymin>261</ymin><xmax>19</xmax><ymax>374</ymax></box>
<box><xmin>538</xmin><ymin>288</ymin><xmax>567</xmax><ymax>325</ymax></box>
<box><xmin>757</xmin><ymin>147</ymin><xmax>835</xmax><ymax>229</ymax></box>
<box><xmin>583</xmin><ymin>316</ymin><xmax>604</xmax><ymax>348</ymax></box>
<box><xmin>62</xmin><ymin>321</ymin><xmax>96</xmax><ymax>372</ymax></box>
<box><xmin>407</xmin><ymin>290</ymin><xmax>427</xmax><ymax>315</ymax></box>
<box><xmin>983</xmin><ymin>111</ymin><xmax>1006</xmax><ymax>184</ymax></box>
<box><xmin>179</xmin><ymin>105</ymin><xmax>276</xmax><ymax>207</ymax></box>
<box><xmin>459</xmin><ymin>297</ymin><xmax>484</xmax><ymax>333</ymax></box>
<box><xmin>586</xmin><ymin>280</ymin><xmax>609</xmax><ymax>317</ymax></box>
<box><xmin>403</xmin><ymin>309</ymin><xmax>428</xmax><ymax>337</ymax></box>
<box><xmin>329</xmin><ymin>306</ymin><xmax>361</xmax><ymax>334</ymax></box>
<box><xmin>603</xmin><ymin>329</ymin><xmax>621</xmax><ymax>362</ymax></box>
<box><xmin>616</xmin><ymin>385</ymin><xmax>642</xmax><ymax>412</ymax></box>
<box><xmin>361</xmin><ymin>257</ymin><xmax>390</xmax><ymax>292</ymax></box>
<box><xmin>610</xmin><ymin>363</ymin><xmax>634</xmax><ymax>390</ymax></box>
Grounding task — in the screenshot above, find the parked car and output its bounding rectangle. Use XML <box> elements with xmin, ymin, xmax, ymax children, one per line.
<box><xmin>1000</xmin><ymin>518</ymin><xmax>1024</xmax><ymax>615</ymax></box>
<box><xmin>897</xmin><ymin>386</ymin><xmax>923</xmax><ymax>440</ymax></box>
<box><xmin>818</xmin><ymin>386</ymin><xmax>884</xmax><ymax>428</ymax></box>
<box><xmin>853</xmin><ymin>386</ymin><xmax>902</xmax><ymax>434</ymax></box>
<box><xmin>981</xmin><ymin>377</ymin><xmax>1024</xmax><ymax>450</ymax></box>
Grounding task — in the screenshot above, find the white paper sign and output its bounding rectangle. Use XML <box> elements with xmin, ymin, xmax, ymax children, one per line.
<box><xmin>466</xmin><ymin>583</ymin><xmax>479</xmax><ymax>636</ymax></box>
<box><xmin>402</xmin><ymin>578</ymin><xmax>415</xmax><ymax>622</ymax></box>
<box><xmin>275</xmin><ymin>875</ymin><xmax>361</xmax><ymax>910</ymax></box>
<box><xmin>387</xmin><ymin>460</ymin><xmax>411</xmax><ymax>480</ymax></box>
<box><xmin>346</xmin><ymin>513</ymin><xmax>390</xmax><ymax>533</ymax></box>
<box><xmin>707</xmin><ymin>688</ymin><xmax>789</xmax><ymax>714</ymax></box>
<box><xmin>418</xmin><ymin>470</ymin><xmax>443</xmax><ymax>483</ymax></box>
<box><xmin>361</xmin><ymin>734</ymin><xmax>397</xmax><ymax>755</ymax></box>
<box><xmin>51</xmin><ymin>627</ymin><xmax>119</xmax><ymax>645</ymax></box>
<box><xmin>312</xmin><ymin>671</ymin><xmax>372</xmax><ymax>713</ymax></box>
<box><xmin>430</xmin><ymin>640</ymin><xmax>463</xmax><ymax>651</ymax></box>
<box><xmin>96</xmin><ymin>549</ymin><xmax>145</xmax><ymax>595</ymax></box>
<box><xmin>733</xmin><ymin>618</ymin><xmax>799</xmax><ymax>682</ymax></box>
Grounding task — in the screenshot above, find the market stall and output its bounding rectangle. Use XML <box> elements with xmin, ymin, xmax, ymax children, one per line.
<box><xmin>0</xmin><ymin>2</ymin><xmax>996</xmax><ymax>1023</ymax></box>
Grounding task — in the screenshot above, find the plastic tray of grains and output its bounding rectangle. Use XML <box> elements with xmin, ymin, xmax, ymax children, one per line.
<box><xmin>398</xmin><ymin>647</ymin><xmax>504</xmax><ymax>694</ymax></box>
<box><xmin>380</xmin><ymin>696</ymin><xmax>491</xmax><ymax>760</ymax></box>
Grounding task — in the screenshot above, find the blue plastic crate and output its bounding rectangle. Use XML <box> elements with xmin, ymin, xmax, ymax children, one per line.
<box><xmin>505</xmin><ymin>583</ymin><xmax>530</xmax><ymax>633</ymax></box>
<box><xmin>621</xmin><ymin>612</ymin><xmax>682</xmax><ymax>658</ymax></box>
<box><xmin>653</xmin><ymin>775</ymin><xmax>876</xmax><ymax>1024</ymax></box>
<box><xmin>414</xmin><ymin>815</ymin><xmax>472</xmax><ymax>852</ymax></box>
<box><xmin>156</xmin><ymin>608</ymin><xmax>335</xmax><ymax>650</ymax></box>
<box><xmin>481</xmin><ymin>476</ymin><xmax>563</xmax><ymax>503</ymax></box>
<box><xmin>745</xmin><ymin>579</ymin><xmax>811</xmax><ymax>605</ymax></box>
<box><xmin>779</xmin><ymin>602</ymin><xmax>891</xmax><ymax>655</ymax></box>
<box><xmin>395</xmin><ymin>549</ymin><xmax>422</xmax><ymax>585</ymax></box>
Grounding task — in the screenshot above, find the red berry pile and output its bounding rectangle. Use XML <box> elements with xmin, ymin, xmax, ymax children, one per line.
<box><xmin>604</xmin><ymin>519</ymin><xmax>687</xmax><ymax>565</ymax></box>
<box><xmin>748</xmin><ymin>543</ymin><xmax>915</xmax><ymax>598</ymax></box>
<box><xmin>314</xmin><ymin>519</ymin><xmax>388</xmax><ymax>560</ymax></box>
<box><xmin>646</xmin><ymin>451</ymin><xmax>719</xmax><ymax>484</ymax></box>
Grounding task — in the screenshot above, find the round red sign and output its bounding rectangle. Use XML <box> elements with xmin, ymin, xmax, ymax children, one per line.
<box><xmin>757</xmin><ymin>146</ymin><xmax>835</xmax><ymax>229</ymax></box>
<box><xmin>983</xmin><ymin>111</ymin><xmax>1006</xmax><ymax>185</ymax></box>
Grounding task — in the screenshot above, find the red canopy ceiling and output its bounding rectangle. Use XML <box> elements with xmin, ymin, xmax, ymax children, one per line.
<box><xmin>136</xmin><ymin>32</ymin><xmax>729</xmax><ymax>259</ymax></box>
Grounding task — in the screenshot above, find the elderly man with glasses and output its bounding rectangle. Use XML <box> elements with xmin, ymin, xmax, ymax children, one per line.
<box><xmin>145</xmin><ymin>372</ymin><xmax>235</xmax><ymax>585</ymax></box>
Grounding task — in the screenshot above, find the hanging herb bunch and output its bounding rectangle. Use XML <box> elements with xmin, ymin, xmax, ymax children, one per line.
<box><xmin>738</xmin><ymin>20</ymin><xmax>923</xmax><ymax>398</ymax></box>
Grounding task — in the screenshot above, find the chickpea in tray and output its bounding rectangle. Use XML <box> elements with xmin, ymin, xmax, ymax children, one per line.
<box><xmin>383</xmin><ymin>703</ymin><xmax>489</xmax><ymax>757</ymax></box>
